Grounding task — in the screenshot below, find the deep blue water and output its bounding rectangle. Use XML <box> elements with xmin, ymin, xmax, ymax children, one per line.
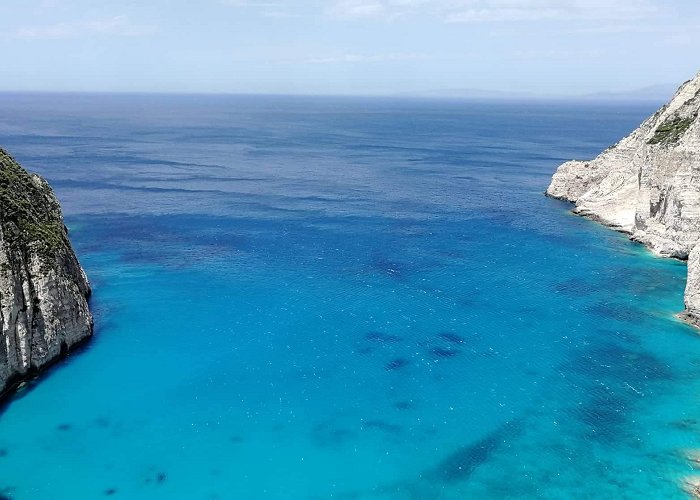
<box><xmin>1</xmin><ymin>94</ymin><xmax>700</xmax><ymax>499</ymax></box>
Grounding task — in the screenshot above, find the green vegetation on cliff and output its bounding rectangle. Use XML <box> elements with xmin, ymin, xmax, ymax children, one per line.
<box><xmin>0</xmin><ymin>149</ymin><xmax>67</xmax><ymax>254</ymax></box>
<box><xmin>647</xmin><ymin>114</ymin><xmax>696</xmax><ymax>145</ymax></box>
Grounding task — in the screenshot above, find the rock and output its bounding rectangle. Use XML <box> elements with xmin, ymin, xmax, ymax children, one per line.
<box><xmin>683</xmin><ymin>245</ymin><xmax>700</xmax><ymax>327</ymax></box>
<box><xmin>0</xmin><ymin>148</ymin><xmax>93</xmax><ymax>399</ymax></box>
<box><xmin>684</xmin><ymin>476</ymin><xmax>700</xmax><ymax>499</ymax></box>
<box><xmin>547</xmin><ymin>70</ymin><xmax>700</xmax><ymax>322</ymax></box>
<box><xmin>683</xmin><ymin>450</ymin><xmax>700</xmax><ymax>468</ymax></box>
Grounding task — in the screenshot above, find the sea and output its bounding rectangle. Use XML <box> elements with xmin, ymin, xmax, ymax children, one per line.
<box><xmin>0</xmin><ymin>93</ymin><xmax>699</xmax><ymax>499</ymax></box>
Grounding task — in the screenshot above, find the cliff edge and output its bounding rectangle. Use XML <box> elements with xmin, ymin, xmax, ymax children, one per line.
<box><xmin>0</xmin><ymin>148</ymin><xmax>93</xmax><ymax>398</ymax></box>
<box><xmin>547</xmin><ymin>70</ymin><xmax>700</xmax><ymax>325</ymax></box>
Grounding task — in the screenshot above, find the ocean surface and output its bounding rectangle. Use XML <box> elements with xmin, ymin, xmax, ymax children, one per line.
<box><xmin>1</xmin><ymin>94</ymin><xmax>699</xmax><ymax>499</ymax></box>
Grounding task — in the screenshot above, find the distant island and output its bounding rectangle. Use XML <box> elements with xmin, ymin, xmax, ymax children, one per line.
<box><xmin>401</xmin><ymin>83</ymin><xmax>678</xmax><ymax>102</ymax></box>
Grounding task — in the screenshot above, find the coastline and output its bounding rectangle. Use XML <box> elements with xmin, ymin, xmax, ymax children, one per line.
<box><xmin>546</xmin><ymin>70</ymin><xmax>700</xmax><ymax>496</ymax></box>
<box><xmin>0</xmin><ymin>332</ymin><xmax>93</xmax><ymax>413</ymax></box>
<box><xmin>545</xmin><ymin>191</ymin><xmax>636</xmax><ymax>235</ymax></box>
<box><xmin>546</xmin><ymin>70</ymin><xmax>700</xmax><ymax>329</ymax></box>
<box><xmin>1</xmin><ymin>93</ymin><xmax>698</xmax><ymax>500</ymax></box>
<box><xmin>0</xmin><ymin>148</ymin><xmax>94</xmax><ymax>402</ymax></box>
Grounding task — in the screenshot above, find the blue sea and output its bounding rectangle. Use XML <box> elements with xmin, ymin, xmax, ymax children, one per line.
<box><xmin>1</xmin><ymin>94</ymin><xmax>699</xmax><ymax>499</ymax></box>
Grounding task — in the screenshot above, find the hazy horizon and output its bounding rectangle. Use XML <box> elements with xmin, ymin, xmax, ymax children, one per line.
<box><xmin>0</xmin><ymin>83</ymin><xmax>680</xmax><ymax>102</ymax></box>
<box><xmin>2</xmin><ymin>0</ymin><xmax>699</xmax><ymax>96</ymax></box>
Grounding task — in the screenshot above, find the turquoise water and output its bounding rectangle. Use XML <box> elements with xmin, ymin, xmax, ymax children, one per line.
<box><xmin>1</xmin><ymin>94</ymin><xmax>700</xmax><ymax>498</ymax></box>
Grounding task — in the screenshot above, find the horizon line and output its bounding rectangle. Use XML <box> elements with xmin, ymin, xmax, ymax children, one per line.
<box><xmin>0</xmin><ymin>88</ymin><xmax>670</xmax><ymax>103</ymax></box>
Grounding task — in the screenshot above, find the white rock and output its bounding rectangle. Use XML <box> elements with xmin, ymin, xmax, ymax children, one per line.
<box><xmin>547</xmin><ymin>70</ymin><xmax>700</xmax><ymax>322</ymax></box>
<box><xmin>0</xmin><ymin>149</ymin><xmax>93</xmax><ymax>397</ymax></box>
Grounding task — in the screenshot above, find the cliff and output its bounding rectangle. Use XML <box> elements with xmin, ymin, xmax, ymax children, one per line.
<box><xmin>547</xmin><ymin>70</ymin><xmax>700</xmax><ymax>325</ymax></box>
<box><xmin>0</xmin><ymin>148</ymin><xmax>93</xmax><ymax>398</ymax></box>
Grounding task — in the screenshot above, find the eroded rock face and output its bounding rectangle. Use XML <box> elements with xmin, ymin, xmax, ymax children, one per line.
<box><xmin>0</xmin><ymin>148</ymin><xmax>93</xmax><ymax>397</ymax></box>
<box><xmin>547</xmin><ymin>71</ymin><xmax>700</xmax><ymax>322</ymax></box>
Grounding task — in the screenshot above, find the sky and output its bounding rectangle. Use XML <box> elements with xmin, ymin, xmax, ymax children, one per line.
<box><xmin>1</xmin><ymin>0</ymin><xmax>699</xmax><ymax>96</ymax></box>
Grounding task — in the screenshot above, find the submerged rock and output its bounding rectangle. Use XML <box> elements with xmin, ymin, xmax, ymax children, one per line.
<box><xmin>547</xmin><ymin>70</ymin><xmax>700</xmax><ymax>324</ymax></box>
<box><xmin>385</xmin><ymin>358</ymin><xmax>409</xmax><ymax>371</ymax></box>
<box><xmin>431</xmin><ymin>419</ymin><xmax>521</xmax><ymax>482</ymax></box>
<box><xmin>684</xmin><ymin>450</ymin><xmax>700</xmax><ymax>469</ymax></box>
<box><xmin>0</xmin><ymin>148</ymin><xmax>93</xmax><ymax>399</ymax></box>
<box><xmin>684</xmin><ymin>476</ymin><xmax>700</xmax><ymax>499</ymax></box>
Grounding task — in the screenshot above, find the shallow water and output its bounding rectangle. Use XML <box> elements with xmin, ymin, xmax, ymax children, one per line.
<box><xmin>1</xmin><ymin>94</ymin><xmax>699</xmax><ymax>499</ymax></box>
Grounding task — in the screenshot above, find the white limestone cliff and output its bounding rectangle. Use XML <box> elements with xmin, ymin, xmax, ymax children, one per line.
<box><xmin>547</xmin><ymin>70</ymin><xmax>700</xmax><ymax>325</ymax></box>
<box><xmin>0</xmin><ymin>148</ymin><xmax>93</xmax><ymax>398</ymax></box>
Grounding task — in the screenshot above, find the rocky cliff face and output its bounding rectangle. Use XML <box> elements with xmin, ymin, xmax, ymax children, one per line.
<box><xmin>547</xmin><ymin>70</ymin><xmax>700</xmax><ymax>325</ymax></box>
<box><xmin>0</xmin><ymin>148</ymin><xmax>93</xmax><ymax>398</ymax></box>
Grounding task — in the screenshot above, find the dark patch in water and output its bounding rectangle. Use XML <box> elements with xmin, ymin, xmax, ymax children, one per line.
<box><xmin>56</xmin><ymin>424</ymin><xmax>72</xmax><ymax>431</ymax></box>
<box><xmin>552</xmin><ymin>278</ymin><xmax>594</xmax><ymax>297</ymax></box>
<box><xmin>571</xmin><ymin>341</ymin><xmax>672</xmax><ymax>382</ymax></box>
<box><xmin>670</xmin><ymin>419</ymin><xmax>699</xmax><ymax>431</ymax></box>
<box><xmin>311</xmin><ymin>422</ymin><xmax>356</xmax><ymax>447</ymax></box>
<box><xmin>563</xmin><ymin>341</ymin><xmax>672</xmax><ymax>443</ymax></box>
<box><xmin>571</xmin><ymin>388</ymin><xmax>629</xmax><ymax>442</ymax></box>
<box><xmin>385</xmin><ymin>358</ymin><xmax>409</xmax><ymax>371</ymax></box>
<box><xmin>365</xmin><ymin>332</ymin><xmax>402</xmax><ymax>344</ymax></box>
<box><xmin>587</xmin><ymin>302</ymin><xmax>642</xmax><ymax>323</ymax></box>
<box><xmin>431</xmin><ymin>420</ymin><xmax>521</xmax><ymax>482</ymax></box>
<box><xmin>230</xmin><ymin>435</ymin><xmax>244</xmax><ymax>443</ymax></box>
<box><xmin>94</xmin><ymin>417</ymin><xmax>111</xmax><ymax>428</ymax></box>
<box><xmin>372</xmin><ymin>257</ymin><xmax>406</xmax><ymax>279</ymax></box>
<box><xmin>362</xmin><ymin>420</ymin><xmax>402</xmax><ymax>434</ymax></box>
<box><xmin>595</xmin><ymin>329</ymin><xmax>640</xmax><ymax>347</ymax></box>
<box><xmin>156</xmin><ymin>472</ymin><xmax>167</xmax><ymax>484</ymax></box>
<box><xmin>104</xmin><ymin>488</ymin><xmax>117</xmax><ymax>496</ymax></box>
<box><xmin>431</xmin><ymin>347</ymin><xmax>460</xmax><ymax>359</ymax></box>
<box><xmin>438</xmin><ymin>332</ymin><xmax>466</xmax><ymax>344</ymax></box>
<box><xmin>354</xmin><ymin>346</ymin><xmax>374</xmax><ymax>355</ymax></box>
<box><xmin>628</xmin><ymin>267</ymin><xmax>684</xmax><ymax>296</ymax></box>
<box><xmin>0</xmin><ymin>449</ymin><xmax>6</xmax><ymax>457</ymax></box>
<box><xmin>393</xmin><ymin>401</ymin><xmax>415</xmax><ymax>411</ymax></box>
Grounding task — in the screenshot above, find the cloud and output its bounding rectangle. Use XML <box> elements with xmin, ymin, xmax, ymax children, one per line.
<box><xmin>444</xmin><ymin>2</ymin><xmax>567</xmax><ymax>23</ymax></box>
<box><xmin>301</xmin><ymin>52</ymin><xmax>427</xmax><ymax>63</ymax></box>
<box><xmin>328</xmin><ymin>0</ymin><xmax>435</xmax><ymax>20</ymax></box>
<box><xmin>512</xmin><ymin>48</ymin><xmax>603</xmax><ymax>59</ymax></box>
<box><xmin>328</xmin><ymin>0</ymin><xmax>664</xmax><ymax>23</ymax></box>
<box><xmin>220</xmin><ymin>0</ymin><xmax>297</xmax><ymax>19</ymax></box>
<box><xmin>663</xmin><ymin>31</ymin><xmax>700</xmax><ymax>47</ymax></box>
<box><xmin>219</xmin><ymin>0</ymin><xmax>284</xmax><ymax>6</ymax></box>
<box><xmin>15</xmin><ymin>16</ymin><xmax>157</xmax><ymax>39</ymax></box>
<box><xmin>261</xmin><ymin>10</ymin><xmax>300</xmax><ymax>18</ymax></box>
<box><xmin>328</xmin><ymin>1</ymin><xmax>387</xmax><ymax>19</ymax></box>
<box><xmin>444</xmin><ymin>0</ymin><xmax>662</xmax><ymax>23</ymax></box>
